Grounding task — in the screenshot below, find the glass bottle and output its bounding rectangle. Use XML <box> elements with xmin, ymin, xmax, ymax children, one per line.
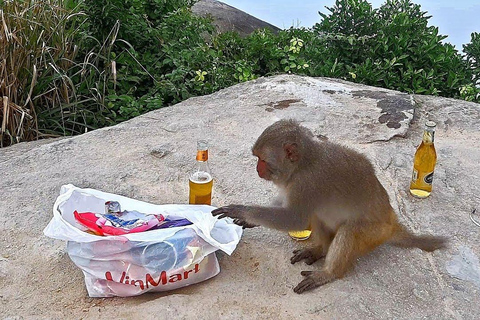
<box><xmin>189</xmin><ymin>140</ymin><xmax>213</xmax><ymax>205</ymax></box>
<box><xmin>409</xmin><ymin>121</ymin><xmax>437</xmax><ymax>198</ymax></box>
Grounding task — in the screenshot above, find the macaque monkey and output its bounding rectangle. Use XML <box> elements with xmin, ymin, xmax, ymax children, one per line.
<box><xmin>212</xmin><ymin>119</ymin><xmax>446</xmax><ymax>294</ymax></box>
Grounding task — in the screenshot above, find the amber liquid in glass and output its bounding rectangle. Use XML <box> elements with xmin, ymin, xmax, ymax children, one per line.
<box><xmin>189</xmin><ymin>172</ymin><xmax>213</xmax><ymax>205</ymax></box>
<box><xmin>189</xmin><ymin>141</ymin><xmax>213</xmax><ymax>205</ymax></box>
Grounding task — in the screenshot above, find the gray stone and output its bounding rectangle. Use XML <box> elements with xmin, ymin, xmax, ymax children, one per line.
<box><xmin>446</xmin><ymin>246</ymin><xmax>480</xmax><ymax>288</ymax></box>
<box><xmin>192</xmin><ymin>0</ymin><xmax>281</xmax><ymax>36</ymax></box>
<box><xmin>1</xmin><ymin>74</ymin><xmax>479</xmax><ymax>319</ymax></box>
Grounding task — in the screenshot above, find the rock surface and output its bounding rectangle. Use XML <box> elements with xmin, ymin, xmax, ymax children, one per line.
<box><xmin>1</xmin><ymin>74</ymin><xmax>479</xmax><ymax>319</ymax></box>
<box><xmin>192</xmin><ymin>0</ymin><xmax>281</xmax><ymax>36</ymax></box>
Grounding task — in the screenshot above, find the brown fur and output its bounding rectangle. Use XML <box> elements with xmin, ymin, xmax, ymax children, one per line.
<box><xmin>212</xmin><ymin>119</ymin><xmax>447</xmax><ymax>293</ymax></box>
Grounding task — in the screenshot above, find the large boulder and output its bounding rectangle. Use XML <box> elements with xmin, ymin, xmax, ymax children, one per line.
<box><xmin>192</xmin><ymin>0</ymin><xmax>281</xmax><ymax>36</ymax></box>
<box><xmin>1</xmin><ymin>75</ymin><xmax>479</xmax><ymax>319</ymax></box>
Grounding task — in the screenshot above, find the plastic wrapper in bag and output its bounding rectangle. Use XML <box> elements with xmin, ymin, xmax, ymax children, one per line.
<box><xmin>44</xmin><ymin>185</ymin><xmax>243</xmax><ymax>297</ymax></box>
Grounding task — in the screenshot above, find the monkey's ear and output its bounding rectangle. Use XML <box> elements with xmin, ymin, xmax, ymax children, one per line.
<box><xmin>284</xmin><ymin>143</ymin><xmax>300</xmax><ymax>162</ymax></box>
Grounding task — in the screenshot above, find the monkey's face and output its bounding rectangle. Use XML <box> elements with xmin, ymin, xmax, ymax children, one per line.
<box><xmin>253</xmin><ymin>145</ymin><xmax>296</xmax><ymax>184</ymax></box>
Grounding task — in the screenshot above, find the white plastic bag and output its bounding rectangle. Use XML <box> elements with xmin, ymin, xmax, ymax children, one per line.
<box><xmin>44</xmin><ymin>184</ymin><xmax>242</xmax><ymax>297</ymax></box>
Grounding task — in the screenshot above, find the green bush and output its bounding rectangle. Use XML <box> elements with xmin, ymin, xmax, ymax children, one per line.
<box><xmin>80</xmin><ymin>0</ymin><xmax>216</xmax><ymax>116</ymax></box>
<box><xmin>313</xmin><ymin>0</ymin><xmax>474</xmax><ymax>98</ymax></box>
<box><xmin>80</xmin><ymin>0</ymin><xmax>315</xmax><ymax>119</ymax></box>
<box><xmin>463</xmin><ymin>32</ymin><xmax>480</xmax><ymax>101</ymax></box>
<box><xmin>239</xmin><ymin>28</ymin><xmax>313</xmax><ymax>76</ymax></box>
<box><xmin>314</xmin><ymin>0</ymin><xmax>378</xmax><ymax>67</ymax></box>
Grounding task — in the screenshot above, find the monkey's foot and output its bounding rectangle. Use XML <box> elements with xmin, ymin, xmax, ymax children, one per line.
<box><xmin>293</xmin><ymin>271</ymin><xmax>335</xmax><ymax>294</ymax></box>
<box><xmin>290</xmin><ymin>248</ymin><xmax>325</xmax><ymax>265</ymax></box>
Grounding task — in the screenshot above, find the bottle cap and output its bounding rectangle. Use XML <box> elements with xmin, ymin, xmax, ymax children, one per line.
<box><xmin>425</xmin><ymin>121</ymin><xmax>436</xmax><ymax>128</ymax></box>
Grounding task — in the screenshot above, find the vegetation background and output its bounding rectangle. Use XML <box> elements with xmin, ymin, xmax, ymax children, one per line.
<box><xmin>1</xmin><ymin>0</ymin><xmax>479</xmax><ymax>148</ymax></box>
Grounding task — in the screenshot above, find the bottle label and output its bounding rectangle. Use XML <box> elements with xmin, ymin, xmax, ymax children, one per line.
<box><xmin>411</xmin><ymin>169</ymin><xmax>418</xmax><ymax>182</ymax></box>
<box><xmin>424</xmin><ymin>172</ymin><xmax>434</xmax><ymax>185</ymax></box>
<box><xmin>196</xmin><ymin>150</ymin><xmax>208</xmax><ymax>161</ymax></box>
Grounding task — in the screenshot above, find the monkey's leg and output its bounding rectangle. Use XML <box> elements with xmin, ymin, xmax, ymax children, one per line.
<box><xmin>291</xmin><ymin>220</ymin><xmax>332</xmax><ymax>265</ymax></box>
<box><xmin>293</xmin><ymin>222</ymin><xmax>392</xmax><ymax>294</ymax></box>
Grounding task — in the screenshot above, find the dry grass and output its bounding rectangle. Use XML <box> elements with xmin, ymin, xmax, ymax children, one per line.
<box><xmin>0</xmin><ymin>0</ymin><xmax>83</xmax><ymax>147</ymax></box>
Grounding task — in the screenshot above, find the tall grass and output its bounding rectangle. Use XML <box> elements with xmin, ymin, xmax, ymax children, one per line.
<box><xmin>0</xmin><ymin>0</ymin><xmax>116</xmax><ymax>147</ymax></box>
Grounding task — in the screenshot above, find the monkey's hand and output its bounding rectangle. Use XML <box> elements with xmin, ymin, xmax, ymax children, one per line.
<box><xmin>212</xmin><ymin>205</ymin><xmax>258</xmax><ymax>229</ymax></box>
<box><xmin>233</xmin><ymin>219</ymin><xmax>257</xmax><ymax>229</ymax></box>
<box><xmin>294</xmin><ymin>270</ymin><xmax>335</xmax><ymax>294</ymax></box>
<box><xmin>291</xmin><ymin>248</ymin><xmax>326</xmax><ymax>265</ymax></box>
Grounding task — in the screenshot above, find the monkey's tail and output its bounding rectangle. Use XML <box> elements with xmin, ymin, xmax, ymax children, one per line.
<box><xmin>388</xmin><ymin>224</ymin><xmax>447</xmax><ymax>252</ymax></box>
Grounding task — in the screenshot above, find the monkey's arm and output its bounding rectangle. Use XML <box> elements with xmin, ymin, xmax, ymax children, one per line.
<box><xmin>212</xmin><ymin>205</ymin><xmax>309</xmax><ymax>231</ymax></box>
